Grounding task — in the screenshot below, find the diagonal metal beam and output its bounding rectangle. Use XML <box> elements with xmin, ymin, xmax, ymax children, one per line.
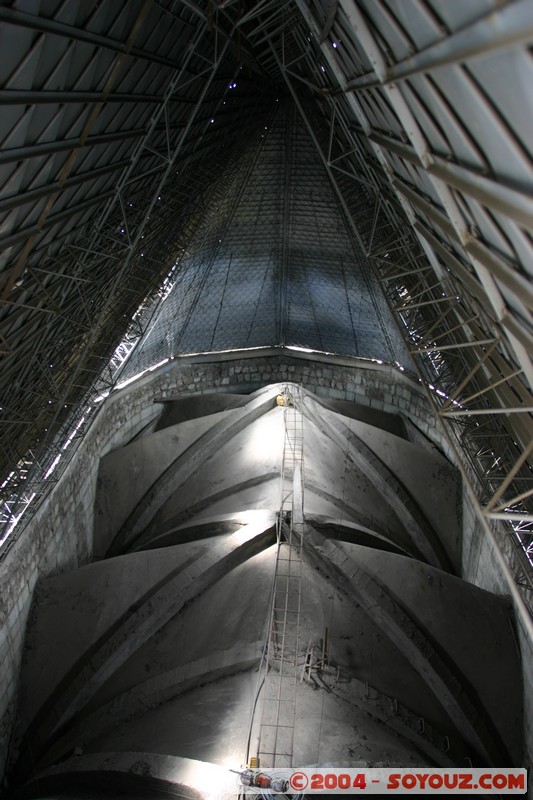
<box><xmin>0</xmin><ymin>0</ymin><xmax>155</xmax><ymax>302</ymax></box>
<box><xmin>344</xmin><ymin>0</ymin><xmax>533</xmax><ymax>90</ymax></box>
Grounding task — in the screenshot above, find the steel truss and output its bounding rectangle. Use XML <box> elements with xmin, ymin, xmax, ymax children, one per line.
<box><xmin>238</xmin><ymin>0</ymin><xmax>533</xmax><ymax>613</ymax></box>
<box><xmin>0</xmin><ymin>0</ymin><xmax>532</xmax><ymax>619</ymax></box>
<box><xmin>0</xmin><ymin>0</ymin><xmax>274</xmax><ymax>549</ymax></box>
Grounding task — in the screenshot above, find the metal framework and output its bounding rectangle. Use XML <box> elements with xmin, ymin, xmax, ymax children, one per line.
<box><xmin>117</xmin><ymin>93</ymin><xmax>407</xmax><ymax>372</ymax></box>
<box><xmin>235</xmin><ymin>0</ymin><xmax>533</xmax><ymax>598</ymax></box>
<box><xmin>0</xmin><ymin>0</ymin><xmax>532</xmax><ymax>607</ymax></box>
<box><xmin>0</xmin><ymin>0</ymin><xmax>274</xmax><ymax>546</ymax></box>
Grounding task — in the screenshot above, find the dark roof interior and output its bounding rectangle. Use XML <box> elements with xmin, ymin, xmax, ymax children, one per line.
<box><xmin>0</xmin><ymin>0</ymin><xmax>531</xmax><ymax>575</ymax></box>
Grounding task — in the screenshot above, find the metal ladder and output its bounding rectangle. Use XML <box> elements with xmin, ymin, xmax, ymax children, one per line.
<box><xmin>257</xmin><ymin>385</ymin><xmax>304</xmax><ymax>768</ymax></box>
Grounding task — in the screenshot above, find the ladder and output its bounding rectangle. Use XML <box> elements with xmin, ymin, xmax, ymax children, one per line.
<box><xmin>257</xmin><ymin>385</ymin><xmax>304</xmax><ymax>768</ymax></box>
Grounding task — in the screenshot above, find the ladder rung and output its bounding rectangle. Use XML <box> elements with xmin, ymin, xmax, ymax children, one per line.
<box><xmin>259</xmin><ymin>724</ymin><xmax>294</xmax><ymax>729</ymax></box>
<box><xmin>259</xmin><ymin>394</ymin><xmax>304</xmax><ymax>768</ymax></box>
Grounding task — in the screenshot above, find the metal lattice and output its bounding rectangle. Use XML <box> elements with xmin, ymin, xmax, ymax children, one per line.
<box><xmin>0</xmin><ymin>0</ymin><xmax>531</xmax><ymax>597</ymax></box>
<box><xmin>123</xmin><ymin>96</ymin><xmax>408</xmax><ymax>377</ymax></box>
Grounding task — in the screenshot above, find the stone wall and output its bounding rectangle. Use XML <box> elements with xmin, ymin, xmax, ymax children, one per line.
<box><xmin>0</xmin><ymin>348</ymin><xmax>530</xmax><ymax>781</ymax></box>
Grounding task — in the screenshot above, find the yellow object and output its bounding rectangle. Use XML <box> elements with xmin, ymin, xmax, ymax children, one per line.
<box><xmin>249</xmin><ymin>756</ymin><xmax>259</xmax><ymax>768</ymax></box>
<box><xmin>276</xmin><ymin>395</ymin><xmax>286</xmax><ymax>406</ymax></box>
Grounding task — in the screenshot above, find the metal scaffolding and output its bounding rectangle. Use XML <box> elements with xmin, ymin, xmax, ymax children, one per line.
<box><xmin>236</xmin><ymin>0</ymin><xmax>533</xmax><ymax>602</ymax></box>
<box><xmin>0</xmin><ymin>0</ymin><xmax>532</xmax><ymax>608</ymax></box>
<box><xmin>0</xmin><ymin>1</ymin><xmax>274</xmax><ymax>547</ymax></box>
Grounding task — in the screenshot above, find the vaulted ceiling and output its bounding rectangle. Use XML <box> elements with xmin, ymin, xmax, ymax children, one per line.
<box><xmin>0</xmin><ymin>0</ymin><xmax>531</xmax><ymax>571</ymax></box>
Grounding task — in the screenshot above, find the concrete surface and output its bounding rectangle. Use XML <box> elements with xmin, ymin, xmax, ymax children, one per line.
<box><xmin>2</xmin><ymin>375</ymin><xmax>528</xmax><ymax>798</ymax></box>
